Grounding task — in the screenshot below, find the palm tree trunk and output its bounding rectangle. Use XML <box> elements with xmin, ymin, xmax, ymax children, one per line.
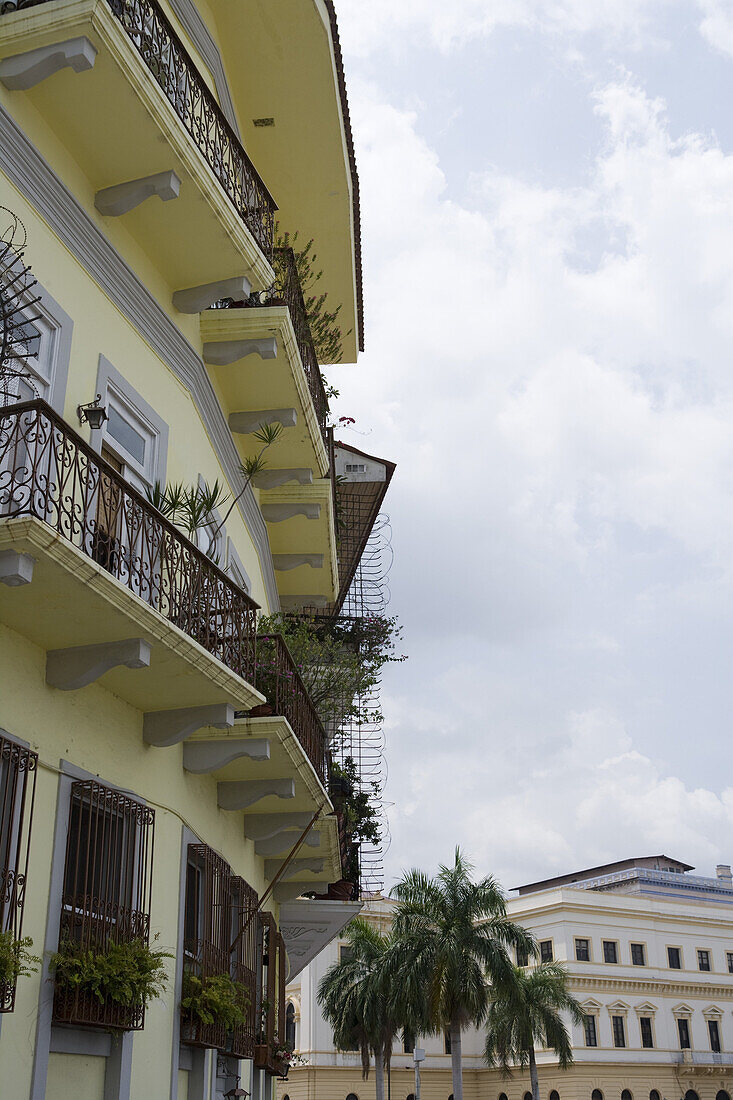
<box><xmin>528</xmin><ymin>1046</ymin><xmax>539</xmax><ymax>1100</ymax></box>
<box><xmin>375</xmin><ymin>1047</ymin><xmax>385</xmax><ymax>1100</ymax></box>
<box><xmin>450</xmin><ymin>1019</ymin><xmax>463</xmax><ymax>1100</ymax></box>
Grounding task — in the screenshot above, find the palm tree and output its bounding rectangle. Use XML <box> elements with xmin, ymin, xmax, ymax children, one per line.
<box><xmin>391</xmin><ymin>849</ymin><xmax>535</xmax><ymax>1100</ymax></box>
<box><xmin>484</xmin><ymin>962</ymin><xmax>585</xmax><ymax>1100</ymax></box>
<box><xmin>318</xmin><ymin>917</ymin><xmax>422</xmax><ymax>1100</ymax></box>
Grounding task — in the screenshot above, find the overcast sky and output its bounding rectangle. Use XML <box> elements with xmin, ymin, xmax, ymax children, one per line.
<box><xmin>330</xmin><ymin>0</ymin><xmax>733</xmax><ymax>895</ymax></box>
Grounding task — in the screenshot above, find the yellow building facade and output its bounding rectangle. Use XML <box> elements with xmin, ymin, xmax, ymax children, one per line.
<box><xmin>0</xmin><ymin>1</ymin><xmax>369</xmax><ymax>1096</ymax></box>
<box><xmin>279</xmin><ymin>859</ymin><xmax>733</xmax><ymax>1100</ymax></box>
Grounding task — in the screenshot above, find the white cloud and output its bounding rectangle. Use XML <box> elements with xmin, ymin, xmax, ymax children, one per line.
<box><xmin>333</xmin><ymin>35</ymin><xmax>733</xmax><ymax>888</ymax></box>
<box><xmin>698</xmin><ymin>0</ymin><xmax>733</xmax><ymax>58</ymax></box>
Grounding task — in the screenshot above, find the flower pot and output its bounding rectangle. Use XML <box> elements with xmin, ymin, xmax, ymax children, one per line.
<box><xmin>249</xmin><ymin>703</ymin><xmax>274</xmax><ymax>718</ymax></box>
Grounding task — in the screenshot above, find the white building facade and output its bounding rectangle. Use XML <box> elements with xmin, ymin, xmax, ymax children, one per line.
<box><xmin>278</xmin><ymin>857</ymin><xmax>733</xmax><ymax>1100</ymax></box>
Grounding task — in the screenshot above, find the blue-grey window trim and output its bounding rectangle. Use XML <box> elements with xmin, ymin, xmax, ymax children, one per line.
<box><xmin>0</xmin><ymin>104</ymin><xmax>280</xmax><ymax>613</ymax></box>
<box><xmin>30</xmin><ymin>760</ymin><xmax>139</xmax><ymax>1100</ymax></box>
<box><xmin>91</xmin><ymin>354</ymin><xmax>169</xmax><ymax>486</ymax></box>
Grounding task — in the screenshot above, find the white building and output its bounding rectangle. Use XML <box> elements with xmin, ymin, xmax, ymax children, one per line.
<box><xmin>278</xmin><ymin>856</ymin><xmax>733</xmax><ymax>1100</ymax></box>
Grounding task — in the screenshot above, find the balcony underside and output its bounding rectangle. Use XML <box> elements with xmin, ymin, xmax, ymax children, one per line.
<box><xmin>214</xmin><ymin>0</ymin><xmax>360</xmax><ymax>361</ymax></box>
<box><xmin>0</xmin><ymin>516</ymin><xmax>263</xmax><ymax>711</ymax></box>
<box><xmin>201</xmin><ymin>306</ymin><xmax>329</xmax><ymax>476</ymax></box>
<box><xmin>188</xmin><ymin>715</ymin><xmax>339</xmax><ymax>888</ymax></box>
<box><xmin>260</xmin><ymin>480</ymin><xmax>338</xmax><ymax>605</ymax></box>
<box><xmin>0</xmin><ymin>0</ymin><xmax>274</xmax><ymax>292</ymax></box>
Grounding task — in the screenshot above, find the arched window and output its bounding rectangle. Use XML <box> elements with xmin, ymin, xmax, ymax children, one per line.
<box><xmin>685</xmin><ymin>1092</ymin><xmax>700</xmax><ymax>1100</ymax></box>
<box><xmin>346</xmin><ymin>1094</ymin><xmax>359</xmax><ymax>1100</ymax></box>
<box><xmin>285</xmin><ymin>1002</ymin><xmax>296</xmax><ymax>1049</ymax></box>
<box><xmin>499</xmin><ymin>1094</ymin><xmax>508</xmax><ymax>1100</ymax></box>
<box><xmin>525</xmin><ymin>1093</ymin><xmax>533</xmax><ymax>1100</ymax></box>
<box><xmin>407</xmin><ymin>1095</ymin><xmax>416</xmax><ymax>1100</ymax></box>
<box><xmin>622</xmin><ymin>1091</ymin><xmax>633</xmax><ymax>1100</ymax></box>
<box><xmin>717</xmin><ymin>1092</ymin><xmax>731</xmax><ymax>1100</ymax></box>
<box><xmin>592</xmin><ymin>1091</ymin><xmax>604</xmax><ymax>1100</ymax></box>
<box><xmin>550</xmin><ymin>1091</ymin><xmax>560</xmax><ymax>1100</ymax></box>
<box><xmin>650</xmin><ymin>1092</ymin><xmax>661</xmax><ymax>1100</ymax></box>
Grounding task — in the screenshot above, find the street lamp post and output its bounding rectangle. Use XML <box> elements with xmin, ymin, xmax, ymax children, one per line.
<box><xmin>413</xmin><ymin>1048</ymin><xmax>425</xmax><ymax>1100</ymax></box>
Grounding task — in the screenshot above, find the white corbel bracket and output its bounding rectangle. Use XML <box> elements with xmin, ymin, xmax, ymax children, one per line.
<box><xmin>255</xmin><ymin>830</ymin><xmax>322</xmax><ymax>857</ymax></box>
<box><xmin>95</xmin><ymin>170</ymin><xmax>180</xmax><ymax>217</ymax></box>
<box><xmin>173</xmin><ymin>277</ymin><xmax>251</xmax><ymax>314</ymax></box>
<box><xmin>203</xmin><ymin>338</ymin><xmax>277</xmax><ymax>365</ymax></box>
<box><xmin>261</xmin><ymin>504</ymin><xmax>321</xmax><ymax>523</ymax></box>
<box><xmin>0</xmin><ymin>36</ymin><xmax>96</xmax><ymax>90</ymax></box>
<box><xmin>273</xmin><ymin>554</ymin><xmax>324</xmax><ymax>571</ymax></box>
<box><xmin>264</xmin><ymin>858</ymin><xmax>324</xmax><ymax>881</ymax></box>
<box><xmin>229</xmin><ymin>409</ymin><xmax>296</xmax><ymax>435</ymax></box>
<box><xmin>143</xmin><ymin>703</ymin><xmax>235</xmax><ymax>747</ymax></box>
<box><xmin>252</xmin><ymin>469</ymin><xmax>313</xmax><ymax>490</ymax></box>
<box><xmin>182</xmin><ymin>737</ymin><xmax>271</xmax><ymax>772</ymax></box>
<box><xmin>46</xmin><ymin>638</ymin><xmax>151</xmax><ymax>691</ymax></box>
<box><xmin>218</xmin><ymin>778</ymin><xmax>295</xmax><ymax>811</ymax></box>
<box><xmin>0</xmin><ymin>549</ymin><xmax>35</xmax><ymax>586</ymax></box>
<box><xmin>243</xmin><ymin>812</ymin><xmax>314</xmax><ymax>840</ymax></box>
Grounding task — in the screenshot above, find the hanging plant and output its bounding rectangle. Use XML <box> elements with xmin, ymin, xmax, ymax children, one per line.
<box><xmin>50</xmin><ymin>937</ymin><xmax>171</xmax><ymax>1009</ymax></box>
<box><xmin>0</xmin><ymin>931</ymin><xmax>40</xmax><ymax>987</ymax></box>
<box><xmin>180</xmin><ymin>972</ymin><xmax>249</xmax><ymax>1030</ymax></box>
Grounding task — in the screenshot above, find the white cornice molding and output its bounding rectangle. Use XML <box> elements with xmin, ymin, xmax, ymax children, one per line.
<box><xmin>0</xmin><ymin>103</ymin><xmax>279</xmax><ymax>612</ymax></box>
<box><xmin>571</xmin><ymin>975</ymin><xmax>733</xmax><ymax>999</ymax></box>
<box><xmin>165</xmin><ymin>0</ymin><xmax>239</xmax><ymax>136</ymax></box>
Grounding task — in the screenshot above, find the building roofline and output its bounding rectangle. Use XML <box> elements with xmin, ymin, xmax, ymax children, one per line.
<box><xmin>513</xmin><ymin>855</ymin><xmax>694</xmax><ymax>895</ymax></box>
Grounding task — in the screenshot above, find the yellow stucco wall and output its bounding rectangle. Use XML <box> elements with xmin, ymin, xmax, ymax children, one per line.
<box><xmin>47</xmin><ymin>1053</ymin><xmax>107</xmax><ymax>1100</ymax></box>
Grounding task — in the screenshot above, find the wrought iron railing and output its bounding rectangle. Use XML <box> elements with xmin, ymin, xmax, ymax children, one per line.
<box><xmin>54</xmin><ymin>780</ymin><xmax>155</xmax><ymax>1030</ymax></box>
<box><xmin>212</xmin><ymin>247</ymin><xmax>329</xmax><ymax>445</ymax></box>
<box><xmin>0</xmin><ymin>399</ymin><xmax>258</xmax><ymax>683</ymax></box>
<box><xmin>1</xmin><ymin>0</ymin><xmax>276</xmax><ymax>260</ymax></box>
<box><xmin>253</xmin><ymin>634</ymin><xmax>327</xmax><ymax>783</ymax></box>
<box><xmin>230</xmin><ymin>874</ymin><xmax>259</xmax><ymax>1059</ymax></box>
<box><xmin>0</xmin><ymin>734</ymin><xmax>37</xmax><ymax>1013</ymax></box>
<box><xmin>181</xmin><ymin>844</ymin><xmax>234</xmax><ymax>1051</ymax></box>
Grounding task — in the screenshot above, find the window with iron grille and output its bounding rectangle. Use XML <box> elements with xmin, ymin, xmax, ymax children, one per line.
<box><xmin>0</xmin><ymin>733</ymin><xmax>37</xmax><ymax>1012</ymax></box>
<box><xmin>230</xmin><ymin>874</ymin><xmax>259</xmax><ymax>1059</ymax></box>
<box><xmin>54</xmin><ymin>780</ymin><xmax>155</xmax><ymax>1029</ymax></box>
<box><xmin>181</xmin><ymin>843</ymin><xmax>233</xmax><ymax>1051</ymax></box>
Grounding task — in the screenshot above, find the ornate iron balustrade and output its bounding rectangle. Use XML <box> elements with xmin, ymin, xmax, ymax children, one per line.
<box><xmin>0</xmin><ymin>399</ymin><xmax>258</xmax><ymax>683</ymax></box>
<box><xmin>54</xmin><ymin>780</ymin><xmax>155</xmax><ymax>1030</ymax></box>
<box><xmin>181</xmin><ymin>844</ymin><xmax>234</xmax><ymax>1052</ymax></box>
<box><xmin>212</xmin><ymin>248</ymin><xmax>329</xmax><ymax>445</ymax></box>
<box><xmin>1</xmin><ymin>0</ymin><xmax>275</xmax><ymax>260</ymax></box>
<box><xmin>254</xmin><ymin>634</ymin><xmax>326</xmax><ymax>784</ymax></box>
<box><xmin>0</xmin><ymin>733</ymin><xmax>37</xmax><ymax>1013</ymax></box>
<box><xmin>230</xmin><ymin>874</ymin><xmax>259</xmax><ymax>1059</ymax></box>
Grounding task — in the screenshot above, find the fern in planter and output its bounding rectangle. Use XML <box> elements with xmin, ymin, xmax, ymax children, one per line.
<box><xmin>0</xmin><ymin>931</ymin><xmax>40</xmax><ymax>987</ymax></box>
<box><xmin>50</xmin><ymin>938</ymin><xmax>171</xmax><ymax>1008</ymax></box>
<box><xmin>180</xmin><ymin>972</ymin><xmax>249</xmax><ymax>1030</ymax></box>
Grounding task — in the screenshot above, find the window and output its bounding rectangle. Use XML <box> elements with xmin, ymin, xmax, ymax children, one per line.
<box><xmin>403</xmin><ymin>1029</ymin><xmax>414</xmax><ymax>1054</ymax></box>
<box><xmin>640</xmin><ymin>1017</ymin><xmax>654</xmax><ymax>1048</ymax></box>
<box><xmin>550</xmin><ymin>1091</ymin><xmax>560</xmax><ymax>1100</ymax></box>
<box><xmin>575</xmin><ymin>938</ymin><xmax>590</xmax><ymax>962</ymax></box>
<box><xmin>631</xmin><ymin>943</ymin><xmax>645</xmax><ymax>966</ymax></box>
<box><xmin>622</xmin><ymin>1092</ymin><xmax>633</xmax><ymax>1100</ymax></box>
<box><xmin>345</xmin><ymin>463</ymin><xmax>366</xmax><ymax>473</ymax></box>
<box><xmin>716</xmin><ymin>1092</ymin><xmax>731</xmax><ymax>1100</ymax></box>
<box><xmin>516</xmin><ymin>945</ymin><xmax>529</xmax><ymax>967</ymax></box>
<box><xmin>524</xmin><ymin>1093</ymin><xmax>533</xmax><ymax>1100</ymax></box>
<box><xmin>650</xmin><ymin>1091</ymin><xmax>661</xmax><ymax>1100</ymax></box>
<box><xmin>56</xmin><ymin>779</ymin><xmax>155</xmax><ymax>1030</ymax></box>
<box><xmin>592</xmin><ymin>1091</ymin><xmax>604</xmax><ymax>1100</ymax></box>
<box><xmin>603</xmin><ymin>940</ymin><xmax>618</xmax><ymax>964</ymax></box>
<box><xmin>584</xmin><ymin>1015</ymin><xmax>598</xmax><ymax>1047</ymax></box>
<box><xmin>668</xmin><ymin>946</ymin><xmax>682</xmax><ymax>969</ymax></box>
<box><xmin>0</xmin><ymin>280</ymin><xmax>71</xmax><ymax>412</ymax></box>
<box><xmin>708</xmin><ymin>1019</ymin><xmax>721</xmax><ymax>1053</ymax></box>
<box><xmin>339</xmin><ymin>944</ymin><xmax>354</xmax><ymax>964</ymax></box>
<box><xmin>498</xmin><ymin>1095</ymin><xmax>508</xmax><ymax>1100</ymax></box>
<box><xmin>0</xmin><ymin>733</ymin><xmax>38</xmax><ymax>1014</ymax></box>
<box><xmin>698</xmin><ymin>949</ymin><xmax>711</xmax><ymax>971</ymax></box>
<box><xmin>230</xmin><ymin>874</ymin><xmax>258</xmax><ymax>1060</ymax></box>
<box><xmin>286</xmin><ymin>1002</ymin><xmax>296</xmax><ymax>1049</ymax></box>
<box><xmin>539</xmin><ymin>940</ymin><xmax>553</xmax><ymax>962</ymax></box>
<box><xmin>685</xmin><ymin>1092</ymin><xmax>700</xmax><ymax>1100</ymax></box>
<box><xmin>94</xmin><ymin>357</ymin><xmax>168</xmax><ymax>492</ymax></box>
<box><xmin>677</xmin><ymin>1018</ymin><xmax>691</xmax><ymax>1049</ymax></box>
<box><xmin>727</xmin><ymin>952</ymin><xmax>733</xmax><ymax>974</ymax></box>
<box><xmin>612</xmin><ymin>1015</ymin><xmax>626</xmax><ymax>1048</ymax></box>
<box><xmin>346</xmin><ymin>1094</ymin><xmax>359</xmax><ymax>1100</ymax></box>
<box><xmin>444</xmin><ymin>1030</ymin><xmax>451</xmax><ymax>1054</ymax></box>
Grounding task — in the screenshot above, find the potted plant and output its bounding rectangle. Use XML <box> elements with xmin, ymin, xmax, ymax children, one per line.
<box><xmin>180</xmin><ymin>972</ymin><xmax>248</xmax><ymax>1048</ymax></box>
<box><xmin>0</xmin><ymin>931</ymin><xmax>40</xmax><ymax>1007</ymax></box>
<box><xmin>50</xmin><ymin>937</ymin><xmax>171</xmax><ymax>1030</ymax></box>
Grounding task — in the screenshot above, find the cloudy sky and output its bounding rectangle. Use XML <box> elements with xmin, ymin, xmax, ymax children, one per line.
<box><xmin>330</xmin><ymin>0</ymin><xmax>733</xmax><ymax>894</ymax></box>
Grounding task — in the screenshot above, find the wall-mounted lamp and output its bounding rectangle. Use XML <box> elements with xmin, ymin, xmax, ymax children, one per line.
<box><xmin>77</xmin><ymin>394</ymin><xmax>108</xmax><ymax>430</ymax></box>
<box><xmin>223</xmin><ymin>1087</ymin><xmax>249</xmax><ymax>1098</ymax></box>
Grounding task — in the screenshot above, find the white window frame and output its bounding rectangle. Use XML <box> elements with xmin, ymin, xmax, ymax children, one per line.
<box><xmin>90</xmin><ymin>355</ymin><xmax>168</xmax><ymax>491</ymax></box>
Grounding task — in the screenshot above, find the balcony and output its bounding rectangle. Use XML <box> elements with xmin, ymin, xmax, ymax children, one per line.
<box><xmin>0</xmin><ymin>398</ymin><xmax>262</xmax><ymax>712</ymax></box>
<box><xmin>676</xmin><ymin>1051</ymin><xmax>733</xmax><ymax>1068</ymax></box>
<box><xmin>0</xmin><ymin>0</ymin><xmax>275</xmax><ymax>291</ymax></box>
<box><xmin>253</xmin><ymin>633</ymin><xmax>326</xmax><ymax>784</ymax></box>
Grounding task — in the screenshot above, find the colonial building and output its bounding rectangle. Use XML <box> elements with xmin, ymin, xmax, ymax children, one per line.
<box><xmin>0</xmin><ymin>1</ymin><xmax>381</xmax><ymax>1097</ymax></box>
<box><xmin>280</xmin><ymin>857</ymin><xmax>733</xmax><ymax>1100</ymax></box>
